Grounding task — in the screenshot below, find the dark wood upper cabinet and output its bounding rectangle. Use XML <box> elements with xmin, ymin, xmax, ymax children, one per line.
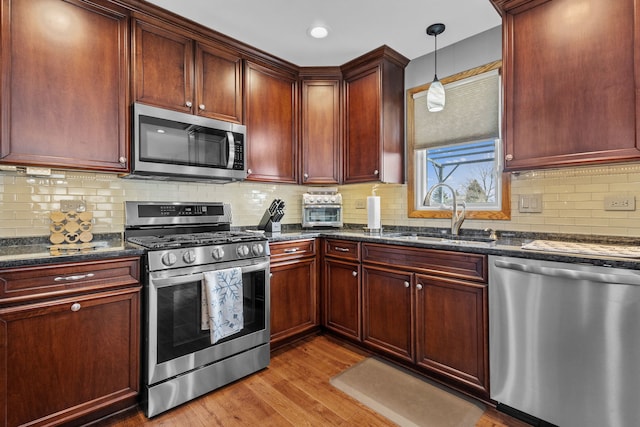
<box><xmin>245</xmin><ymin>61</ymin><xmax>298</xmax><ymax>183</ymax></box>
<box><xmin>341</xmin><ymin>46</ymin><xmax>409</xmax><ymax>184</ymax></box>
<box><xmin>132</xmin><ymin>14</ymin><xmax>243</xmax><ymax>123</ymax></box>
<box><xmin>0</xmin><ymin>0</ymin><xmax>129</xmax><ymax>172</ymax></box>
<box><xmin>196</xmin><ymin>42</ymin><xmax>243</xmax><ymax>123</ymax></box>
<box><xmin>132</xmin><ymin>16</ymin><xmax>194</xmax><ymax>114</ymax></box>
<box><xmin>300</xmin><ymin>68</ymin><xmax>342</xmax><ymax>185</ymax></box>
<box><xmin>492</xmin><ymin>0</ymin><xmax>640</xmax><ymax>170</ymax></box>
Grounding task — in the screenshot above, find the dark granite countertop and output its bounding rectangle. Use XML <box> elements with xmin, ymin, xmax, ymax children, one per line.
<box><xmin>0</xmin><ymin>234</ymin><xmax>145</xmax><ymax>269</ymax></box>
<box><xmin>3</xmin><ymin>227</ymin><xmax>640</xmax><ymax>271</ymax></box>
<box><xmin>265</xmin><ymin>227</ymin><xmax>640</xmax><ymax>270</ymax></box>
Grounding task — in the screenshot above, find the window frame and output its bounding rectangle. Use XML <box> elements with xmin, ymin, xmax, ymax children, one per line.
<box><xmin>406</xmin><ymin>60</ymin><xmax>511</xmax><ymax>220</ymax></box>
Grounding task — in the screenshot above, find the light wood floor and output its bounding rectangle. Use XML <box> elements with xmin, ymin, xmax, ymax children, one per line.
<box><xmin>96</xmin><ymin>334</ymin><xmax>529</xmax><ymax>427</ymax></box>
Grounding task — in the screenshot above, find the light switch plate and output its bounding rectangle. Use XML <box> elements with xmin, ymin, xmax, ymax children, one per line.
<box><xmin>519</xmin><ymin>194</ymin><xmax>542</xmax><ymax>213</ymax></box>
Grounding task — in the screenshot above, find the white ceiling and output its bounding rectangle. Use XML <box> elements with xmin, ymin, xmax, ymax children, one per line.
<box><xmin>146</xmin><ymin>0</ymin><xmax>502</xmax><ymax>66</ymax></box>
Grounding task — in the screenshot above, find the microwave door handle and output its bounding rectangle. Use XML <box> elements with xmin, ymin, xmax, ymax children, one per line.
<box><xmin>226</xmin><ymin>131</ymin><xmax>235</xmax><ymax>168</ymax></box>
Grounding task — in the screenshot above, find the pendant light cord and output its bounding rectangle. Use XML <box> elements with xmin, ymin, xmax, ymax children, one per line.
<box><xmin>434</xmin><ymin>34</ymin><xmax>438</xmax><ymax>79</ymax></box>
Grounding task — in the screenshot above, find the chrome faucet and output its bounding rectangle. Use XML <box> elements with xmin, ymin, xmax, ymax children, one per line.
<box><xmin>423</xmin><ymin>183</ymin><xmax>466</xmax><ymax>235</ymax></box>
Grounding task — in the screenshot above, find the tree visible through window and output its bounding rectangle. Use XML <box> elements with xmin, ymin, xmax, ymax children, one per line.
<box><xmin>422</xmin><ymin>139</ymin><xmax>498</xmax><ymax>205</ymax></box>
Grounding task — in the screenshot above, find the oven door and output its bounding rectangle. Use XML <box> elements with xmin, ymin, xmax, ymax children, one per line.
<box><xmin>146</xmin><ymin>258</ymin><xmax>269</xmax><ymax>385</ymax></box>
<box><xmin>302</xmin><ymin>204</ymin><xmax>343</xmax><ymax>228</ymax></box>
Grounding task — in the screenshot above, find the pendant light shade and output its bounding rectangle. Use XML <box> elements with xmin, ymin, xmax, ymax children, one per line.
<box><xmin>426</xmin><ymin>23</ymin><xmax>446</xmax><ymax>112</ymax></box>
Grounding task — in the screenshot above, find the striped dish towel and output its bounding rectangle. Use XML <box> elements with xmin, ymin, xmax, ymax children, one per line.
<box><xmin>201</xmin><ymin>267</ymin><xmax>244</xmax><ymax>344</ymax></box>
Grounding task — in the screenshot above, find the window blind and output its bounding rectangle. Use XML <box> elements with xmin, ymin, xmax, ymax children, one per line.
<box><xmin>413</xmin><ymin>70</ymin><xmax>500</xmax><ymax>149</ymax></box>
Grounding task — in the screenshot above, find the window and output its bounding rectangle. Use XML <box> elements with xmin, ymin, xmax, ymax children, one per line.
<box><xmin>407</xmin><ymin>61</ymin><xmax>510</xmax><ymax>220</ymax></box>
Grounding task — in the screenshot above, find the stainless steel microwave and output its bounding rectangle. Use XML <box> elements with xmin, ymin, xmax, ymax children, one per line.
<box><xmin>125</xmin><ymin>103</ymin><xmax>247</xmax><ymax>182</ymax></box>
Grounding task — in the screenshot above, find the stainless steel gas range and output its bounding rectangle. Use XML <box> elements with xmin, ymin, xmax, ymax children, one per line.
<box><xmin>125</xmin><ymin>201</ymin><xmax>270</xmax><ymax>417</ymax></box>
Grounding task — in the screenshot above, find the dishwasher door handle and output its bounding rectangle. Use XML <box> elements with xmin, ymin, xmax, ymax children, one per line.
<box><xmin>493</xmin><ymin>259</ymin><xmax>640</xmax><ymax>286</ymax></box>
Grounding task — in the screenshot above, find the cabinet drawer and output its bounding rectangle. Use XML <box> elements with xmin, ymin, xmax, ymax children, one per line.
<box><xmin>0</xmin><ymin>257</ymin><xmax>140</xmax><ymax>304</ymax></box>
<box><xmin>362</xmin><ymin>243</ymin><xmax>487</xmax><ymax>283</ymax></box>
<box><xmin>324</xmin><ymin>239</ymin><xmax>360</xmax><ymax>261</ymax></box>
<box><xmin>270</xmin><ymin>239</ymin><xmax>316</xmax><ymax>262</ymax></box>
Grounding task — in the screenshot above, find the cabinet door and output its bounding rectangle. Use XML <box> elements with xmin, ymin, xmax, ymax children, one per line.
<box><xmin>414</xmin><ymin>273</ymin><xmax>489</xmax><ymax>398</ymax></box>
<box><xmin>301</xmin><ymin>79</ymin><xmax>340</xmax><ymax>184</ymax></box>
<box><xmin>132</xmin><ymin>16</ymin><xmax>194</xmax><ymax>113</ymax></box>
<box><xmin>0</xmin><ymin>287</ymin><xmax>140</xmax><ymax>427</ymax></box>
<box><xmin>500</xmin><ymin>0</ymin><xmax>640</xmax><ymax>170</ymax></box>
<box><xmin>343</xmin><ymin>66</ymin><xmax>381</xmax><ymax>183</ymax></box>
<box><xmin>245</xmin><ymin>61</ymin><xmax>298</xmax><ymax>183</ymax></box>
<box><xmin>196</xmin><ymin>42</ymin><xmax>243</xmax><ymax>123</ymax></box>
<box><xmin>362</xmin><ymin>266</ymin><xmax>413</xmax><ymax>362</ymax></box>
<box><xmin>270</xmin><ymin>257</ymin><xmax>318</xmax><ymax>346</ymax></box>
<box><xmin>0</xmin><ymin>0</ymin><xmax>129</xmax><ymax>172</ymax></box>
<box><xmin>323</xmin><ymin>258</ymin><xmax>361</xmax><ymax>340</ymax></box>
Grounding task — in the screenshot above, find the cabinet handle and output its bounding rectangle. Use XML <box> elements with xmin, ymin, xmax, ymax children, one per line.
<box><xmin>54</xmin><ymin>273</ymin><xmax>95</xmax><ymax>282</ymax></box>
<box><xmin>199</xmin><ymin>104</ymin><xmax>205</xmax><ymax>110</ymax></box>
<box><xmin>416</xmin><ymin>283</ymin><xmax>423</xmax><ymax>290</ymax></box>
<box><xmin>334</xmin><ymin>247</ymin><xmax>350</xmax><ymax>252</ymax></box>
<box><xmin>186</xmin><ymin>101</ymin><xmax>193</xmax><ymax>107</ymax></box>
<box><xmin>505</xmin><ymin>154</ymin><xmax>513</xmax><ymax>161</ymax></box>
<box><xmin>284</xmin><ymin>248</ymin><xmax>300</xmax><ymax>253</ymax></box>
<box><xmin>373</xmin><ymin>169</ymin><xmax>379</xmax><ymax>175</ymax></box>
<box><xmin>352</xmin><ymin>271</ymin><xmax>358</xmax><ymax>277</ymax></box>
<box><xmin>404</xmin><ymin>281</ymin><xmax>410</xmax><ymax>288</ymax></box>
<box><xmin>118</xmin><ymin>156</ymin><xmax>127</xmax><ymax>164</ymax></box>
<box><xmin>70</xmin><ymin>303</ymin><xmax>81</xmax><ymax>312</ymax></box>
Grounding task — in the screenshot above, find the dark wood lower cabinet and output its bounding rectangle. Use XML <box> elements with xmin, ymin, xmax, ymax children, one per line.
<box><xmin>325</xmin><ymin>241</ymin><xmax>490</xmax><ymax>401</ymax></box>
<box><xmin>1</xmin><ymin>288</ymin><xmax>140</xmax><ymax>427</ymax></box>
<box><xmin>323</xmin><ymin>258</ymin><xmax>361</xmax><ymax>341</ymax></box>
<box><xmin>270</xmin><ymin>258</ymin><xmax>318</xmax><ymax>346</ymax></box>
<box><xmin>269</xmin><ymin>240</ymin><xmax>319</xmax><ymax>347</ymax></box>
<box><xmin>0</xmin><ymin>257</ymin><xmax>141</xmax><ymax>427</ymax></box>
<box><xmin>361</xmin><ymin>265</ymin><xmax>413</xmax><ymax>362</ymax></box>
<box><xmin>415</xmin><ymin>273</ymin><xmax>489</xmax><ymax>397</ymax></box>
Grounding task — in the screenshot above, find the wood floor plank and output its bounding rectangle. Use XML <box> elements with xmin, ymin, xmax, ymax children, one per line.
<box><xmin>95</xmin><ymin>334</ymin><xmax>525</xmax><ymax>427</ymax></box>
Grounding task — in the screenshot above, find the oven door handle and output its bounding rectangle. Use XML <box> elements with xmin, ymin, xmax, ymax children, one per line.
<box><xmin>151</xmin><ymin>260</ymin><xmax>270</xmax><ymax>289</ymax></box>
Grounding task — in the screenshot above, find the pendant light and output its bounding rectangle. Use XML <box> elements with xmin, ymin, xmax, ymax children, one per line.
<box><xmin>426</xmin><ymin>23</ymin><xmax>446</xmax><ymax>112</ymax></box>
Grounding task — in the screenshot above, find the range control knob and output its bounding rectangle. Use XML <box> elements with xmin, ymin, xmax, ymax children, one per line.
<box><xmin>236</xmin><ymin>244</ymin><xmax>250</xmax><ymax>257</ymax></box>
<box><xmin>183</xmin><ymin>250</ymin><xmax>196</xmax><ymax>264</ymax></box>
<box><xmin>161</xmin><ymin>252</ymin><xmax>177</xmax><ymax>266</ymax></box>
<box><xmin>211</xmin><ymin>246</ymin><xmax>225</xmax><ymax>261</ymax></box>
<box><xmin>252</xmin><ymin>243</ymin><xmax>264</xmax><ymax>256</ymax></box>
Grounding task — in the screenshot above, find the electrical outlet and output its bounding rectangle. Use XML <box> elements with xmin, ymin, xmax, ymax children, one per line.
<box><xmin>604</xmin><ymin>194</ymin><xmax>635</xmax><ymax>211</ymax></box>
<box><xmin>60</xmin><ymin>200</ymin><xmax>86</xmax><ymax>212</ymax></box>
<box><xmin>355</xmin><ymin>199</ymin><xmax>366</xmax><ymax>209</ymax></box>
<box><xmin>519</xmin><ymin>194</ymin><xmax>542</xmax><ymax>213</ymax></box>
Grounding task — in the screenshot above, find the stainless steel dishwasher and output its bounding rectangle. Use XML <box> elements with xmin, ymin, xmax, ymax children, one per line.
<box><xmin>489</xmin><ymin>255</ymin><xmax>640</xmax><ymax>427</ymax></box>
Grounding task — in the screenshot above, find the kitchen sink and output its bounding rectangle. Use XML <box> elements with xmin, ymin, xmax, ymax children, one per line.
<box><xmin>383</xmin><ymin>232</ymin><xmax>496</xmax><ymax>248</ymax></box>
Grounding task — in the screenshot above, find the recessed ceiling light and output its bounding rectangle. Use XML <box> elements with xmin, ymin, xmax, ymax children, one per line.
<box><xmin>308</xmin><ymin>26</ymin><xmax>329</xmax><ymax>39</ymax></box>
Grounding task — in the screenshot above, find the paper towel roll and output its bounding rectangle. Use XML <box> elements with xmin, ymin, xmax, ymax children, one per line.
<box><xmin>367</xmin><ymin>196</ymin><xmax>381</xmax><ymax>229</ymax></box>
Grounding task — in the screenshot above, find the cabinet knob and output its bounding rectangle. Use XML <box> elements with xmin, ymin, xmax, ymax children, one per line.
<box><xmin>186</xmin><ymin>101</ymin><xmax>193</xmax><ymax>108</ymax></box>
<box><xmin>199</xmin><ymin>104</ymin><xmax>205</xmax><ymax>110</ymax></box>
<box><xmin>404</xmin><ymin>281</ymin><xmax>410</xmax><ymax>288</ymax></box>
<box><xmin>118</xmin><ymin>156</ymin><xmax>127</xmax><ymax>164</ymax></box>
<box><xmin>416</xmin><ymin>283</ymin><xmax>423</xmax><ymax>290</ymax></box>
<box><xmin>303</xmin><ymin>173</ymin><xmax>309</xmax><ymax>180</ymax></box>
<box><xmin>71</xmin><ymin>302</ymin><xmax>81</xmax><ymax>312</ymax></box>
<box><xmin>505</xmin><ymin>154</ymin><xmax>514</xmax><ymax>161</ymax></box>
<box><xmin>352</xmin><ymin>271</ymin><xmax>358</xmax><ymax>277</ymax></box>
<box><xmin>247</xmin><ymin>169</ymin><xmax>252</xmax><ymax>175</ymax></box>
<box><xmin>373</xmin><ymin>169</ymin><xmax>379</xmax><ymax>175</ymax></box>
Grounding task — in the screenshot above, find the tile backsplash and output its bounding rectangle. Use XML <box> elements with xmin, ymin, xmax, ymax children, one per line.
<box><xmin>2</xmin><ymin>162</ymin><xmax>640</xmax><ymax>238</ymax></box>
